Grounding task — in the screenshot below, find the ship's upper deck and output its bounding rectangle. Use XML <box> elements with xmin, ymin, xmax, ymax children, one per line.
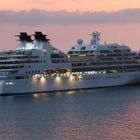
<box><xmin>68</xmin><ymin>32</ymin><xmax>130</xmax><ymax>55</ymax></box>
<box><xmin>0</xmin><ymin>32</ymin><xmax>70</xmax><ymax>77</ymax></box>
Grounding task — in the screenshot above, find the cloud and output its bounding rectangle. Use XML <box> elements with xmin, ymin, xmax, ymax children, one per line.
<box><xmin>0</xmin><ymin>8</ymin><xmax>140</xmax><ymax>26</ymax></box>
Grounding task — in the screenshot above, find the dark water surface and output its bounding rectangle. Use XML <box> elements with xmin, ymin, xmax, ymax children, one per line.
<box><xmin>0</xmin><ymin>86</ymin><xmax>140</xmax><ymax>140</ymax></box>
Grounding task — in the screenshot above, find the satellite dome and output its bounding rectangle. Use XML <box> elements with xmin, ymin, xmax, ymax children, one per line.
<box><xmin>77</xmin><ymin>38</ymin><xmax>83</xmax><ymax>45</ymax></box>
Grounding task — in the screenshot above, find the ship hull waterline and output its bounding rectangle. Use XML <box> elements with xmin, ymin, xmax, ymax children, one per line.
<box><xmin>0</xmin><ymin>72</ymin><xmax>140</xmax><ymax>95</ymax></box>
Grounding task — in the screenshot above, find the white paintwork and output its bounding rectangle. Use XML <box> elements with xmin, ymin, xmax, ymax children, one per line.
<box><xmin>0</xmin><ymin>71</ymin><xmax>140</xmax><ymax>95</ymax></box>
<box><xmin>69</xmin><ymin>32</ymin><xmax>129</xmax><ymax>53</ymax></box>
<box><xmin>0</xmin><ymin>31</ymin><xmax>140</xmax><ymax>95</ymax></box>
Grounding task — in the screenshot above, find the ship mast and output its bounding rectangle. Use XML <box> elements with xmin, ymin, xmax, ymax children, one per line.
<box><xmin>90</xmin><ymin>31</ymin><xmax>101</xmax><ymax>45</ymax></box>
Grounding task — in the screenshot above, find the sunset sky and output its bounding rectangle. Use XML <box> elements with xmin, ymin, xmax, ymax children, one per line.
<box><xmin>0</xmin><ymin>0</ymin><xmax>140</xmax><ymax>51</ymax></box>
<box><xmin>0</xmin><ymin>0</ymin><xmax>140</xmax><ymax>12</ymax></box>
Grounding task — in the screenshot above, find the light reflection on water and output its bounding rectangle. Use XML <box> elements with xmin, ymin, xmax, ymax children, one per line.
<box><xmin>0</xmin><ymin>86</ymin><xmax>140</xmax><ymax>140</ymax></box>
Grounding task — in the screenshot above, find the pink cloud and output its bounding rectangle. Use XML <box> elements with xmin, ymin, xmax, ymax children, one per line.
<box><xmin>0</xmin><ymin>9</ymin><xmax>140</xmax><ymax>26</ymax></box>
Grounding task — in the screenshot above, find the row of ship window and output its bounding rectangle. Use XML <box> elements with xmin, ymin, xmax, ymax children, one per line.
<box><xmin>100</xmin><ymin>50</ymin><xmax>130</xmax><ymax>53</ymax></box>
<box><xmin>0</xmin><ymin>65</ymin><xmax>24</xmax><ymax>69</ymax></box>
<box><xmin>100</xmin><ymin>53</ymin><xmax>137</xmax><ymax>57</ymax></box>
<box><xmin>0</xmin><ymin>65</ymin><xmax>43</xmax><ymax>69</ymax></box>
<box><xmin>52</xmin><ymin>59</ymin><xmax>69</xmax><ymax>63</ymax></box>
<box><xmin>72</xmin><ymin>75</ymin><xmax>123</xmax><ymax>81</ymax></box>
<box><xmin>70</xmin><ymin>56</ymin><xmax>140</xmax><ymax>61</ymax></box>
<box><xmin>51</xmin><ymin>54</ymin><xmax>67</xmax><ymax>58</ymax></box>
<box><xmin>0</xmin><ymin>56</ymin><xmax>39</xmax><ymax>60</ymax></box>
<box><xmin>72</xmin><ymin>67</ymin><xmax>140</xmax><ymax>72</ymax></box>
<box><xmin>25</xmin><ymin>71</ymin><xmax>40</xmax><ymax>74</ymax></box>
<box><xmin>69</xmin><ymin>49</ymin><xmax>127</xmax><ymax>53</ymax></box>
<box><xmin>72</xmin><ymin>61</ymin><xmax>139</xmax><ymax>67</ymax></box>
<box><xmin>70</xmin><ymin>57</ymin><xmax>140</xmax><ymax>62</ymax></box>
<box><xmin>0</xmin><ymin>60</ymin><xmax>46</xmax><ymax>64</ymax></box>
<box><xmin>72</xmin><ymin>65</ymin><xmax>140</xmax><ymax>69</ymax></box>
<box><xmin>5</xmin><ymin>51</ymin><xmax>32</xmax><ymax>55</ymax></box>
<box><xmin>0</xmin><ymin>75</ymin><xmax>123</xmax><ymax>80</ymax></box>
<box><xmin>68</xmin><ymin>50</ymin><xmax>131</xmax><ymax>55</ymax></box>
<box><xmin>0</xmin><ymin>70</ymin><xmax>18</xmax><ymax>74</ymax></box>
<box><xmin>0</xmin><ymin>76</ymin><xmax>31</xmax><ymax>80</ymax></box>
<box><xmin>0</xmin><ymin>51</ymin><xmax>32</xmax><ymax>55</ymax></box>
<box><xmin>100</xmin><ymin>57</ymin><xmax>140</xmax><ymax>61</ymax></box>
<box><xmin>68</xmin><ymin>51</ymin><xmax>94</xmax><ymax>54</ymax></box>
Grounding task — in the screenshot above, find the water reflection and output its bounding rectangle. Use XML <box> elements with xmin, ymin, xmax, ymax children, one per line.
<box><xmin>0</xmin><ymin>85</ymin><xmax>140</xmax><ymax>140</ymax></box>
<box><xmin>33</xmin><ymin>93</ymin><xmax>49</xmax><ymax>99</ymax></box>
<box><xmin>66</xmin><ymin>90</ymin><xmax>77</xmax><ymax>96</ymax></box>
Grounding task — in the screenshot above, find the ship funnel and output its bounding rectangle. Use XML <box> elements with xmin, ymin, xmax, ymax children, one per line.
<box><xmin>15</xmin><ymin>32</ymin><xmax>33</xmax><ymax>42</ymax></box>
<box><xmin>34</xmin><ymin>32</ymin><xmax>50</xmax><ymax>42</ymax></box>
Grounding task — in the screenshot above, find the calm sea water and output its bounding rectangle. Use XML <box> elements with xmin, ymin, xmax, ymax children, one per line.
<box><xmin>0</xmin><ymin>86</ymin><xmax>140</xmax><ymax>140</ymax></box>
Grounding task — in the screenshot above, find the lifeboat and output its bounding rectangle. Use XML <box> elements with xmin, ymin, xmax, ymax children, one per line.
<box><xmin>57</xmin><ymin>68</ymin><xmax>68</xmax><ymax>74</ymax></box>
<box><xmin>72</xmin><ymin>74</ymin><xmax>77</xmax><ymax>76</ymax></box>
<box><xmin>45</xmin><ymin>68</ymin><xmax>56</xmax><ymax>74</ymax></box>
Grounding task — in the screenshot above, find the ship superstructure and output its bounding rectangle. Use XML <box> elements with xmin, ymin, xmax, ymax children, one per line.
<box><xmin>68</xmin><ymin>32</ymin><xmax>140</xmax><ymax>74</ymax></box>
<box><xmin>0</xmin><ymin>31</ymin><xmax>140</xmax><ymax>95</ymax></box>
<box><xmin>0</xmin><ymin>32</ymin><xmax>70</xmax><ymax>78</ymax></box>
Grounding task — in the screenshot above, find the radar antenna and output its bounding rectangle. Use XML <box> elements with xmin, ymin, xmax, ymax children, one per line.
<box><xmin>89</xmin><ymin>31</ymin><xmax>101</xmax><ymax>45</ymax></box>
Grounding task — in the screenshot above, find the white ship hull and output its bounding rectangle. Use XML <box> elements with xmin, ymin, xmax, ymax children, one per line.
<box><xmin>0</xmin><ymin>72</ymin><xmax>140</xmax><ymax>95</ymax></box>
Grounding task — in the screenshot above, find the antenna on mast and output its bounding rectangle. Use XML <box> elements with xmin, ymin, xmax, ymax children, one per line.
<box><xmin>89</xmin><ymin>31</ymin><xmax>101</xmax><ymax>45</ymax></box>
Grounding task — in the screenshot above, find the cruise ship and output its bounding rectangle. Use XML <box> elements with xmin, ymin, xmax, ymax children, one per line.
<box><xmin>0</xmin><ymin>31</ymin><xmax>140</xmax><ymax>95</ymax></box>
